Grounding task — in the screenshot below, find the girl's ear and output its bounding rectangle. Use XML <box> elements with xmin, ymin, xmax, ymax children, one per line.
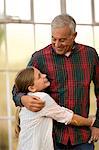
<box><xmin>28</xmin><ymin>86</ymin><xmax>36</xmax><ymax>92</ymax></box>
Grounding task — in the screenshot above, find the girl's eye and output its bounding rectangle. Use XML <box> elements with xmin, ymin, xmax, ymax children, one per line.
<box><xmin>38</xmin><ymin>73</ymin><xmax>41</xmax><ymax>79</ymax></box>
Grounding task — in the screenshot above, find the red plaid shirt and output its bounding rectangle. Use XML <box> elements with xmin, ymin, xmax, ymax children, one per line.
<box><xmin>12</xmin><ymin>42</ymin><xmax>99</xmax><ymax>145</ymax></box>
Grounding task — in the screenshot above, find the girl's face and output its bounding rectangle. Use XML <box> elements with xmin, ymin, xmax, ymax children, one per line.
<box><xmin>31</xmin><ymin>67</ymin><xmax>50</xmax><ymax>92</ymax></box>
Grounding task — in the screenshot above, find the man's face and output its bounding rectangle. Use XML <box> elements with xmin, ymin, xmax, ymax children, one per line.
<box><xmin>51</xmin><ymin>26</ymin><xmax>77</xmax><ymax>55</ymax></box>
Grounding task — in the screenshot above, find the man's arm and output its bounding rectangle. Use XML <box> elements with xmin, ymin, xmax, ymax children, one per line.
<box><xmin>12</xmin><ymin>85</ymin><xmax>25</xmax><ymax>107</ymax></box>
<box><xmin>12</xmin><ymin>85</ymin><xmax>45</xmax><ymax>111</ymax></box>
<box><xmin>21</xmin><ymin>95</ymin><xmax>45</xmax><ymax>112</ymax></box>
<box><xmin>90</xmin><ymin>49</ymin><xmax>99</xmax><ymax>142</ymax></box>
<box><xmin>92</xmin><ymin>54</ymin><xmax>99</xmax><ymax>128</ymax></box>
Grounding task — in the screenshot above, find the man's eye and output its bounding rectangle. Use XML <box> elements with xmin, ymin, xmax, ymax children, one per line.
<box><xmin>52</xmin><ymin>38</ymin><xmax>56</xmax><ymax>41</ymax></box>
<box><xmin>60</xmin><ymin>40</ymin><xmax>65</xmax><ymax>42</ymax></box>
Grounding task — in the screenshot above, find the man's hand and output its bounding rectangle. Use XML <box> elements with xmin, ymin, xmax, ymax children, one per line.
<box><xmin>21</xmin><ymin>95</ymin><xmax>45</xmax><ymax>112</ymax></box>
<box><xmin>89</xmin><ymin>127</ymin><xmax>99</xmax><ymax>143</ymax></box>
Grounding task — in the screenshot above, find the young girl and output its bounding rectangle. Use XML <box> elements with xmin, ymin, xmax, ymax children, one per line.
<box><xmin>15</xmin><ymin>67</ymin><xmax>94</xmax><ymax>150</ymax></box>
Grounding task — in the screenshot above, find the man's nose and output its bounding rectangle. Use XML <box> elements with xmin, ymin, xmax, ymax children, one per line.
<box><xmin>55</xmin><ymin>40</ymin><xmax>61</xmax><ymax>47</ymax></box>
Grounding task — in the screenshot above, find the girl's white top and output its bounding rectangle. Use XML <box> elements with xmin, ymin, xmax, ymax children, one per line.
<box><xmin>17</xmin><ymin>92</ymin><xmax>73</xmax><ymax>150</ymax></box>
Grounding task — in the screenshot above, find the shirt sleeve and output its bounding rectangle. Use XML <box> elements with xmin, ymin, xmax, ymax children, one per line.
<box><xmin>42</xmin><ymin>93</ymin><xmax>73</xmax><ymax>125</ymax></box>
<box><xmin>92</xmin><ymin>50</ymin><xmax>99</xmax><ymax>128</ymax></box>
<box><xmin>12</xmin><ymin>85</ymin><xmax>25</xmax><ymax>106</ymax></box>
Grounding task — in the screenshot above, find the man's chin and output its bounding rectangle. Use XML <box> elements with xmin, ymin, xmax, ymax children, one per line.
<box><xmin>55</xmin><ymin>50</ymin><xmax>65</xmax><ymax>55</ymax></box>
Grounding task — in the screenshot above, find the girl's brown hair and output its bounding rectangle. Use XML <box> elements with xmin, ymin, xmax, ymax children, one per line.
<box><xmin>15</xmin><ymin>106</ymin><xmax>21</xmax><ymax>138</ymax></box>
<box><xmin>15</xmin><ymin>67</ymin><xmax>34</xmax><ymax>93</ymax></box>
<box><xmin>14</xmin><ymin>67</ymin><xmax>34</xmax><ymax>138</ymax></box>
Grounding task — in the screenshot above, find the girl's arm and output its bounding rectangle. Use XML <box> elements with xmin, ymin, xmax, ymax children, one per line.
<box><xmin>42</xmin><ymin>93</ymin><xmax>94</xmax><ymax>127</ymax></box>
<box><xmin>45</xmin><ymin>106</ymin><xmax>94</xmax><ymax>127</ymax></box>
<box><xmin>70</xmin><ymin>114</ymin><xmax>94</xmax><ymax>127</ymax></box>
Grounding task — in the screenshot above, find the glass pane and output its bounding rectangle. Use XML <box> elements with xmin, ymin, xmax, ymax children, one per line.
<box><xmin>66</xmin><ymin>0</ymin><xmax>92</xmax><ymax>24</ymax></box>
<box><xmin>6</xmin><ymin>24</ymin><xmax>34</xmax><ymax>70</ymax></box>
<box><xmin>94</xmin><ymin>26</ymin><xmax>99</xmax><ymax>54</ymax></box>
<box><xmin>9</xmin><ymin>72</ymin><xmax>18</xmax><ymax>115</ymax></box>
<box><xmin>35</xmin><ymin>24</ymin><xmax>51</xmax><ymax>51</ymax></box>
<box><xmin>0</xmin><ymin>120</ymin><xmax>9</xmax><ymax>150</ymax></box>
<box><xmin>76</xmin><ymin>25</ymin><xmax>94</xmax><ymax>47</ymax></box>
<box><xmin>34</xmin><ymin>0</ymin><xmax>61</xmax><ymax>23</ymax></box>
<box><xmin>6</xmin><ymin>0</ymin><xmax>31</xmax><ymax>20</ymax></box>
<box><xmin>94</xmin><ymin>0</ymin><xmax>99</xmax><ymax>22</ymax></box>
<box><xmin>95</xmin><ymin>141</ymin><xmax>99</xmax><ymax>150</ymax></box>
<box><xmin>89</xmin><ymin>82</ymin><xmax>97</xmax><ymax>116</ymax></box>
<box><xmin>0</xmin><ymin>25</ymin><xmax>6</xmax><ymax>69</ymax></box>
<box><xmin>0</xmin><ymin>0</ymin><xmax>4</xmax><ymax>16</ymax></box>
<box><xmin>12</xmin><ymin>119</ymin><xmax>18</xmax><ymax>150</ymax></box>
<box><xmin>89</xmin><ymin>83</ymin><xmax>99</xmax><ymax>150</ymax></box>
<box><xmin>0</xmin><ymin>72</ymin><xmax>7</xmax><ymax>116</ymax></box>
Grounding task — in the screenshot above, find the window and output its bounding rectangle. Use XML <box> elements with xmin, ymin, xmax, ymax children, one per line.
<box><xmin>6</xmin><ymin>0</ymin><xmax>31</xmax><ymax>20</ymax></box>
<box><xmin>34</xmin><ymin>0</ymin><xmax>61</xmax><ymax>23</ymax></box>
<box><xmin>94</xmin><ymin>0</ymin><xmax>99</xmax><ymax>22</ymax></box>
<box><xmin>66</xmin><ymin>0</ymin><xmax>92</xmax><ymax>24</ymax></box>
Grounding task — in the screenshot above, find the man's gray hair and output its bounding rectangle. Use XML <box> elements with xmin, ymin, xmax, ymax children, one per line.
<box><xmin>51</xmin><ymin>14</ymin><xmax>76</xmax><ymax>33</ymax></box>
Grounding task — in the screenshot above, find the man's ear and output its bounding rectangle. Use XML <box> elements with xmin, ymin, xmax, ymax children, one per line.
<box><xmin>71</xmin><ymin>32</ymin><xmax>77</xmax><ymax>41</ymax></box>
<box><xmin>74</xmin><ymin>32</ymin><xmax>77</xmax><ymax>38</ymax></box>
<box><xmin>28</xmin><ymin>86</ymin><xmax>36</xmax><ymax>92</ymax></box>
